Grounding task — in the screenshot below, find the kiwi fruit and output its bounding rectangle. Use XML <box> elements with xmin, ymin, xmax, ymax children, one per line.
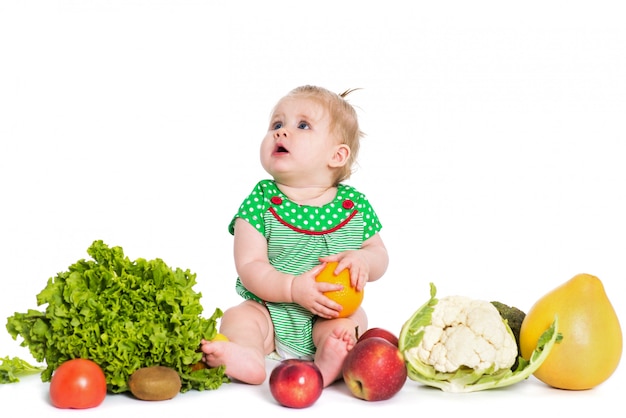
<box><xmin>128</xmin><ymin>366</ymin><xmax>182</xmax><ymax>401</ymax></box>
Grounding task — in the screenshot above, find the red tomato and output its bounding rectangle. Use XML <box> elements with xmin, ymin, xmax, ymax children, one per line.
<box><xmin>49</xmin><ymin>358</ymin><xmax>107</xmax><ymax>409</ymax></box>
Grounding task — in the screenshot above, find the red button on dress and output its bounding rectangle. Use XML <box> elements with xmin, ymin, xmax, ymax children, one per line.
<box><xmin>342</xmin><ymin>199</ymin><xmax>355</xmax><ymax>209</ymax></box>
<box><xmin>270</xmin><ymin>196</ymin><xmax>283</xmax><ymax>205</ymax></box>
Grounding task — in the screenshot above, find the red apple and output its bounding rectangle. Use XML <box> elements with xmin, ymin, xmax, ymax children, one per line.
<box><xmin>269</xmin><ymin>359</ymin><xmax>323</xmax><ymax>408</ymax></box>
<box><xmin>358</xmin><ymin>327</ymin><xmax>399</xmax><ymax>347</ymax></box>
<box><xmin>343</xmin><ymin>336</ymin><xmax>407</xmax><ymax>401</ymax></box>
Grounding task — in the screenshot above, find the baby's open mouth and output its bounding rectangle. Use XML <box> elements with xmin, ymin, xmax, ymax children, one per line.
<box><xmin>275</xmin><ymin>145</ymin><xmax>289</xmax><ymax>153</ymax></box>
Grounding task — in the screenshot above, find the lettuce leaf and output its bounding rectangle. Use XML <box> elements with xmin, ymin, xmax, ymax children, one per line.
<box><xmin>0</xmin><ymin>356</ymin><xmax>45</xmax><ymax>383</ymax></box>
<box><xmin>6</xmin><ymin>240</ymin><xmax>228</xmax><ymax>393</ymax></box>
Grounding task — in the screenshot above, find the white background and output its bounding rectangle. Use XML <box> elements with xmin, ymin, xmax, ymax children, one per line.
<box><xmin>1</xmin><ymin>1</ymin><xmax>624</xmax><ymax>416</ymax></box>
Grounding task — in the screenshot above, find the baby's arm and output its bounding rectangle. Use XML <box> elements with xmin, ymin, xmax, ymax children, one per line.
<box><xmin>233</xmin><ymin>218</ymin><xmax>292</xmax><ymax>302</ymax></box>
<box><xmin>233</xmin><ymin>218</ymin><xmax>343</xmax><ymax>318</ymax></box>
<box><xmin>319</xmin><ymin>233</ymin><xmax>389</xmax><ymax>291</ymax></box>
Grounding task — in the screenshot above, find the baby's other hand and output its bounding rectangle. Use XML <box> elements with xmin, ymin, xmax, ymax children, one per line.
<box><xmin>319</xmin><ymin>251</ymin><xmax>369</xmax><ymax>292</ymax></box>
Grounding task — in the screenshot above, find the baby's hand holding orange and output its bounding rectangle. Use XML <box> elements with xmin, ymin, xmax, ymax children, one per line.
<box><xmin>315</xmin><ymin>261</ymin><xmax>364</xmax><ymax>318</ymax></box>
<box><xmin>290</xmin><ymin>267</ymin><xmax>341</xmax><ymax>318</ymax></box>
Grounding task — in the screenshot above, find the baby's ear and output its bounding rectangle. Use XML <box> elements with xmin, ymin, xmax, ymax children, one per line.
<box><xmin>329</xmin><ymin>144</ymin><xmax>350</xmax><ymax>168</ymax></box>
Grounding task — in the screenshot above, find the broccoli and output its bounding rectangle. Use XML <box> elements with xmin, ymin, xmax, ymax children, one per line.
<box><xmin>491</xmin><ymin>301</ymin><xmax>526</xmax><ymax>370</ymax></box>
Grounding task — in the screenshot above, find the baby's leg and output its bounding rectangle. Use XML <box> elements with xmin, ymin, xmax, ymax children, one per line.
<box><xmin>201</xmin><ymin>300</ymin><xmax>274</xmax><ymax>385</ymax></box>
<box><xmin>312</xmin><ymin>308</ymin><xmax>367</xmax><ymax>387</ymax></box>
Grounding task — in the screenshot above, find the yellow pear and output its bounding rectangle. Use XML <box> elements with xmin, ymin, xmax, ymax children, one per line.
<box><xmin>520</xmin><ymin>273</ymin><xmax>622</xmax><ymax>390</ymax></box>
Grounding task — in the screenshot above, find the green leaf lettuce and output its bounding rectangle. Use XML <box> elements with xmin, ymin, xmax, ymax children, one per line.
<box><xmin>6</xmin><ymin>240</ymin><xmax>227</xmax><ymax>393</ymax></box>
<box><xmin>0</xmin><ymin>356</ymin><xmax>45</xmax><ymax>383</ymax></box>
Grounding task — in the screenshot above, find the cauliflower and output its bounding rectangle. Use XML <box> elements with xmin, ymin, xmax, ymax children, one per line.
<box><xmin>413</xmin><ymin>296</ymin><xmax>518</xmax><ymax>373</ymax></box>
<box><xmin>399</xmin><ymin>283</ymin><xmax>560</xmax><ymax>393</ymax></box>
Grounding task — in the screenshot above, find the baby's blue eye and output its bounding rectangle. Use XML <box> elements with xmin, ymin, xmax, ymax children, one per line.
<box><xmin>272</xmin><ymin>121</ymin><xmax>283</xmax><ymax>130</ymax></box>
<box><xmin>298</xmin><ymin>122</ymin><xmax>310</xmax><ymax>129</ymax></box>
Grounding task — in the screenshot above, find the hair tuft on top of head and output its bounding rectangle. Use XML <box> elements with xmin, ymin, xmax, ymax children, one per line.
<box><xmin>339</xmin><ymin>88</ymin><xmax>363</xmax><ymax>99</ymax></box>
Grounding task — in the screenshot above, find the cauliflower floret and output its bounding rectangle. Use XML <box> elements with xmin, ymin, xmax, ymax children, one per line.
<box><xmin>416</xmin><ymin>295</ymin><xmax>517</xmax><ymax>373</ymax></box>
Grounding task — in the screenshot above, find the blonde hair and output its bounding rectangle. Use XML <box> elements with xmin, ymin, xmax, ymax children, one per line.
<box><xmin>285</xmin><ymin>85</ymin><xmax>364</xmax><ymax>184</ymax></box>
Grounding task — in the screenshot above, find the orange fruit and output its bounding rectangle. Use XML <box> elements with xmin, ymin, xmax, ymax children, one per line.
<box><xmin>315</xmin><ymin>261</ymin><xmax>363</xmax><ymax>318</ymax></box>
<box><xmin>519</xmin><ymin>273</ymin><xmax>622</xmax><ymax>390</ymax></box>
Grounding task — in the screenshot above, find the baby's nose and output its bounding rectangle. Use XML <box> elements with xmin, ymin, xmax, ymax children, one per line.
<box><xmin>274</xmin><ymin>128</ymin><xmax>287</xmax><ymax>138</ymax></box>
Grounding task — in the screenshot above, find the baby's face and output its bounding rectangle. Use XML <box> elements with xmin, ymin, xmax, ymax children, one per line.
<box><xmin>260</xmin><ymin>96</ymin><xmax>341</xmax><ymax>187</ymax></box>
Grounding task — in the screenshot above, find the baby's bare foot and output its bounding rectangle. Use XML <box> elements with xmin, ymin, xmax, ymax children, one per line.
<box><xmin>200</xmin><ymin>339</ymin><xmax>266</xmax><ymax>385</ymax></box>
<box><xmin>314</xmin><ymin>327</ymin><xmax>357</xmax><ymax>387</ymax></box>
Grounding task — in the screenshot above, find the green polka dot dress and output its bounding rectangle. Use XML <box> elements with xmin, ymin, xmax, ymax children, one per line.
<box><xmin>228</xmin><ymin>180</ymin><xmax>383</xmax><ymax>357</ymax></box>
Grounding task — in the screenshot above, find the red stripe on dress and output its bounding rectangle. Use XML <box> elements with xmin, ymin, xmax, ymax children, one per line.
<box><xmin>269</xmin><ymin>207</ymin><xmax>358</xmax><ymax>235</ymax></box>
